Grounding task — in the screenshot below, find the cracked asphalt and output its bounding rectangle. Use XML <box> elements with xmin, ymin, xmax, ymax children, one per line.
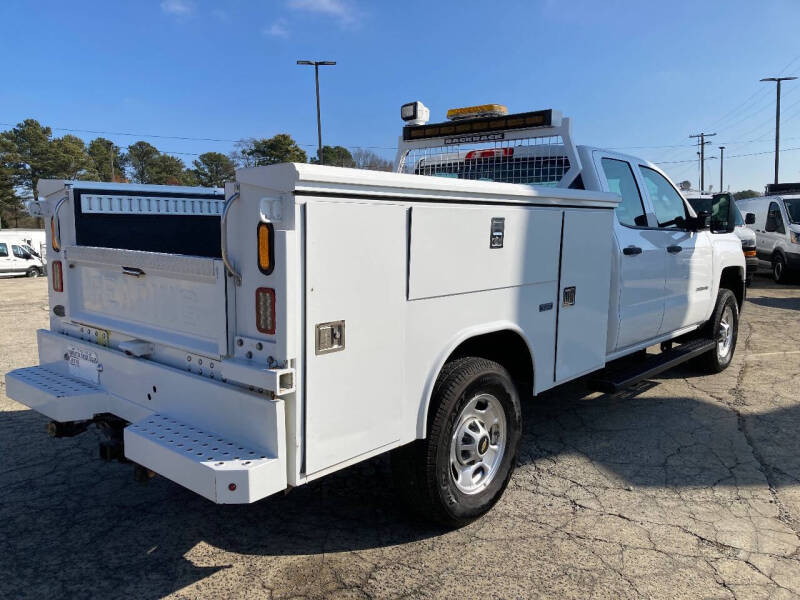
<box><xmin>2</xmin><ymin>275</ymin><xmax>800</xmax><ymax>599</ymax></box>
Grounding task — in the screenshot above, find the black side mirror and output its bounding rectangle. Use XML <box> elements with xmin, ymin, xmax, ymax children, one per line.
<box><xmin>711</xmin><ymin>192</ymin><xmax>736</xmax><ymax>233</ymax></box>
<box><xmin>745</xmin><ymin>212</ymin><xmax>756</xmax><ymax>225</ymax></box>
<box><xmin>686</xmin><ymin>211</ymin><xmax>710</xmax><ymax>231</ymax></box>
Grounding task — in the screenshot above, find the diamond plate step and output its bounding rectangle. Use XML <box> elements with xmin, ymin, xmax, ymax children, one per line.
<box><xmin>124</xmin><ymin>413</ymin><xmax>286</xmax><ymax>504</ymax></box>
<box><xmin>5</xmin><ymin>365</ymin><xmax>109</xmax><ymax>422</ymax></box>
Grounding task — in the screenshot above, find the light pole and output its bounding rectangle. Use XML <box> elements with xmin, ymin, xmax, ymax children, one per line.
<box><xmin>719</xmin><ymin>146</ymin><xmax>725</xmax><ymax>192</ymax></box>
<box><xmin>760</xmin><ymin>76</ymin><xmax>797</xmax><ymax>184</ymax></box>
<box><xmin>297</xmin><ymin>60</ymin><xmax>336</xmax><ymax>164</ymax></box>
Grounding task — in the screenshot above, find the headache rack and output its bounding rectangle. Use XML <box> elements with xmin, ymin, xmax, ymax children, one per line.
<box><xmin>395</xmin><ymin>109</ymin><xmax>582</xmax><ymax>188</ymax></box>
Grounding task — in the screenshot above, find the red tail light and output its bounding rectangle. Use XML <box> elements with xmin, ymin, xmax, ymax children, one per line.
<box><xmin>465</xmin><ymin>148</ymin><xmax>513</xmax><ymax>160</ymax></box>
<box><xmin>52</xmin><ymin>261</ymin><xmax>63</xmax><ymax>292</ymax></box>
<box><xmin>255</xmin><ymin>287</ymin><xmax>276</xmax><ymax>335</ymax></box>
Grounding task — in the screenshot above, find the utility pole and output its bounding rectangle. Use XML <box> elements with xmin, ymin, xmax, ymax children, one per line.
<box><xmin>719</xmin><ymin>146</ymin><xmax>725</xmax><ymax>192</ymax></box>
<box><xmin>761</xmin><ymin>76</ymin><xmax>797</xmax><ymax>184</ymax></box>
<box><xmin>689</xmin><ymin>132</ymin><xmax>716</xmax><ymax>191</ymax></box>
<box><xmin>297</xmin><ymin>60</ymin><xmax>336</xmax><ymax>164</ymax></box>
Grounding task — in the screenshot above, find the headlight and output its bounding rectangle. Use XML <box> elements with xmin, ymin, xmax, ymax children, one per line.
<box><xmin>791</xmin><ymin>231</ymin><xmax>800</xmax><ymax>245</ymax></box>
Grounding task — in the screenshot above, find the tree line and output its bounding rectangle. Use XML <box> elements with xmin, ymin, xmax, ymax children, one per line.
<box><xmin>0</xmin><ymin>119</ymin><xmax>392</xmax><ymax>227</ymax></box>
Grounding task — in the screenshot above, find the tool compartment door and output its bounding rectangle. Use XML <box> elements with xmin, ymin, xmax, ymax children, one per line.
<box><xmin>304</xmin><ymin>200</ymin><xmax>407</xmax><ymax>475</ymax></box>
<box><xmin>555</xmin><ymin>209</ymin><xmax>614</xmax><ymax>382</ymax></box>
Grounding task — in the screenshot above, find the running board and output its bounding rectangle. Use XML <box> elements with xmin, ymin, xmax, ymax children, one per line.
<box><xmin>588</xmin><ymin>338</ymin><xmax>716</xmax><ymax>394</ymax></box>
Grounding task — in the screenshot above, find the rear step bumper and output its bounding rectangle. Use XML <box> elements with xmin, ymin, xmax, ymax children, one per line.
<box><xmin>125</xmin><ymin>413</ymin><xmax>285</xmax><ymax>503</ymax></box>
<box><xmin>5</xmin><ymin>330</ymin><xmax>287</xmax><ymax>504</ymax></box>
<box><xmin>588</xmin><ymin>338</ymin><xmax>716</xmax><ymax>394</ymax></box>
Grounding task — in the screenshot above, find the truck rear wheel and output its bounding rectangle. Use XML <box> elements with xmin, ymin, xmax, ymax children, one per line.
<box><xmin>25</xmin><ymin>267</ymin><xmax>40</xmax><ymax>278</ymax></box>
<box><xmin>696</xmin><ymin>289</ymin><xmax>738</xmax><ymax>373</ymax></box>
<box><xmin>391</xmin><ymin>357</ymin><xmax>521</xmax><ymax>527</ymax></box>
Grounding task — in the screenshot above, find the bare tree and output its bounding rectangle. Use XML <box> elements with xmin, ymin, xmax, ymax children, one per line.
<box><xmin>352</xmin><ymin>148</ymin><xmax>393</xmax><ymax>171</ymax></box>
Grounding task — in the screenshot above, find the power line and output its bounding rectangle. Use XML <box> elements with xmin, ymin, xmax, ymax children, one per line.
<box><xmin>0</xmin><ymin>121</ymin><xmax>398</xmax><ymax>151</ymax></box>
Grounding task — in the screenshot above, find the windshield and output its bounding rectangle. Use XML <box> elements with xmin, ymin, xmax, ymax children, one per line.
<box><xmin>21</xmin><ymin>244</ymin><xmax>39</xmax><ymax>257</ymax></box>
<box><xmin>784</xmin><ymin>198</ymin><xmax>800</xmax><ymax>224</ymax></box>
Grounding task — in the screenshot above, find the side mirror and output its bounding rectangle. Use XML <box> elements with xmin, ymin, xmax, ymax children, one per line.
<box><xmin>711</xmin><ymin>192</ymin><xmax>736</xmax><ymax>233</ymax></box>
<box><xmin>745</xmin><ymin>212</ymin><xmax>756</xmax><ymax>225</ymax></box>
<box><xmin>686</xmin><ymin>211</ymin><xmax>710</xmax><ymax>231</ymax></box>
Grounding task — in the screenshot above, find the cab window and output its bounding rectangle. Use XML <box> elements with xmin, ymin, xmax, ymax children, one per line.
<box><xmin>601</xmin><ymin>158</ymin><xmax>647</xmax><ymax>227</ymax></box>
<box><xmin>766</xmin><ymin>201</ymin><xmax>786</xmax><ymax>234</ymax></box>
<box><xmin>640</xmin><ymin>166</ymin><xmax>688</xmax><ymax>228</ymax></box>
<box><xmin>0</xmin><ymin>243</ymin><xmax>7</xmax><ymax>258</ymax></box>
<box><xmin>12</xmin><ymin>245</ymin><xmax>28</xmax><ymax>259</ymax></box>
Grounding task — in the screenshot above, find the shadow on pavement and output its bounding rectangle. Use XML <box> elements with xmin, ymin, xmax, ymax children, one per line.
<box><xmin>1</xmin><ymin>378</ymin><xmax>796</xmax><ymax>597</ymax></box>
<box><xmin>747</xmin><ymin>296</ymin><xmax>800</xmax><ymax>311</ymax></box>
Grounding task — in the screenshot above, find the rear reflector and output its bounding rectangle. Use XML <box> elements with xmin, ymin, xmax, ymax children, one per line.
<box><xmin>52</xmin><ymin>261</ymin><xmax>63</xmax><ymax>292</ymax></box>
<box><xmin>743</xmin><ymin>249</ymin><xmax>756</xmax><ymax>258</ymax></box>
<box><xmin>257</xmin><ymin>223</ymin><xmax>274</xmax><ymax>275</ymax></box>
<box><xmin>255</xmin><ymin>287</ymin><xmax>276</xmax><ymax>335</ymax></box>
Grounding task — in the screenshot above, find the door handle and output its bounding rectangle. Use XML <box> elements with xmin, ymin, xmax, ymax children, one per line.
<box><xmin>622</xmin><ymin>246</ymin><xmax>642</xmax><ymax>256</ymax></box>
<box><xmin>122</xmin><ymin>266</ymin><xmax>145</xmax><ymax>278</ymax></box>
<box><xmin>667</xmin><ymin>245</ymin><xmax>682</xmax><ymax>254</ymax></box>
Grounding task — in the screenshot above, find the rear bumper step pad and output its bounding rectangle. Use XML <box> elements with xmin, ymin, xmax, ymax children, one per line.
<box><xmin>125</xmin><ymin>413</ymin><xmax>285</xmax><ymax>504</ymax></box>
<box><xmin>588</xmin><ymin>338</ymin><xmax>716</xmax><ymax>394</ymax></box>
<box><xmin>5</xmin><ymin>366</ymin><xmax>109</xmax><ymax>422</ymax></box>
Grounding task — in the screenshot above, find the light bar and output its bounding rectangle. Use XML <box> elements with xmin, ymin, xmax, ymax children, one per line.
<box><xmin>403</xmin><ymin>109</ymin><xmax>556</xmax><ymax>143</ymax></box>
<box><xmin>446</xmin><ymin>104</ymin><xmax>508</xmax><ymax>121</ymax></box>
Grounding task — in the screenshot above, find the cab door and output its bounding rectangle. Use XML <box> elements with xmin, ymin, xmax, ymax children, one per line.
<box><xmin>636</xmin><ymin>165</ymin><xmax>713</xmax><ymax>333</ymax></box>
<box><xmin>594</xmin><ymin>153</ymin><xmax>667</xmax><ymax>350</ymax></box>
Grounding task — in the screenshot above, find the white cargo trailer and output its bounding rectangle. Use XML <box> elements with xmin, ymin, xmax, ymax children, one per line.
<box><xmin>6</xmin><ymin>104</ymin><xmax>745</xmax><ymax>525</ymax></box>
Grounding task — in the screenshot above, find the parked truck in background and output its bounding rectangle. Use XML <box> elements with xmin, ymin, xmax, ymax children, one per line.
<box><xmin>683</xmin><ymin>191</ymin><xmax>757</xmax><ymax>285</ymax></box>
<box><xmin>6</xmin><ymin>103</ymin><xmax>744</xmax><ymax>526</ymax></box>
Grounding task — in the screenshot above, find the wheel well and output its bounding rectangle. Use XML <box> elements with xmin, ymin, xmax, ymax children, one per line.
<box><xmin>447</xmin><ymin>330</ymin><xmax>534</xmax><ymax>396</ymax></box>
<box><xmin>719</xmin><ymin>266</ymin><xmax>744</xmax><ymax>310</ymax></box>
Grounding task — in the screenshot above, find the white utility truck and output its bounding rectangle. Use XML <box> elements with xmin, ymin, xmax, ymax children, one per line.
<box><xmin>6</xmin><ymin>104</ymin><xmax>745</xmax><ymax>526</ymax></box>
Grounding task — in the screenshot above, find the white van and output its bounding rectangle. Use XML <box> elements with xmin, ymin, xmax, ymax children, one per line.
<box><xmin>738</xmin><ymin>190</ymin><xmax>800</xmax><ymax>283</ymax></box>
<box><xmin>0</xmin><ymin>238</ymin><xmax>45</xmax><ymax>278</ymax></box>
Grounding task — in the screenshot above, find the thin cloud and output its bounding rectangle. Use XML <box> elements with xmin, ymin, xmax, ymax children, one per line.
<box><xmin>160</xmin><ymin>0</ymin><xmax>194</xmax><ymax>16</ymax></box>
<box><xmin>288</xmin><ymin>0</ymin><xmax>359</xmax><ymax>26</ymax></box>
<box><xmin>263</xmin><ymin>19</ymin><xmax>290</xmax><ymax>38</ymax></box>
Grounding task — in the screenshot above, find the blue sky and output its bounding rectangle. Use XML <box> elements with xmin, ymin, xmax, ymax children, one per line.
<box><xmin>2</xmin><ymin>0</ymin><xmax>800</xmax><ymax>192</ymax></box>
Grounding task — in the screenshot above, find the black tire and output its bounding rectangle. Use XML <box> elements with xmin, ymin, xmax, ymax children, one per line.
<box><xmin>772</xmin><ymin>253</ymin><xmax>789</xmax><ymax>284</ymax></box>
<box><xmin>696</xmin><ymin>288</ymin><xmax>739</xmax><ymax>373</ymax></box>
<box><xmin>391</xmin><ymin>357</ymin><xmax>521</xmax><ymax>527</ymax></box>
<box><xmin>25</xmin><ymin>268</ymin><xmax>40</xmax><ymax>278</ymax></box>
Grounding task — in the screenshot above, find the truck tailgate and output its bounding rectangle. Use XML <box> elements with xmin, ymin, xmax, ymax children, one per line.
<box><xmin>63</xmin><ymin>245</ymin><xmax>229</xmax><ymax>357</ymax></box>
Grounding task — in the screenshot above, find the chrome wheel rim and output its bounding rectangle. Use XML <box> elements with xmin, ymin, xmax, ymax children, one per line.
<box><xmin>717</xmin><ymin>305</ymin><xmax>734</xmax><ymax>359</ymax></box>
<box><xmin>450</xmin><ymin>393</ymin><xmax>507</xmax><ymax>495</ymax></box>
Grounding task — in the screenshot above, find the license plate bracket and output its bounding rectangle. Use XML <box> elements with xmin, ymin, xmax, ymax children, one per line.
<box><xmin>67</xmin><ymin>345</ymin><xmax>100</xmax><ymax>384</ymax></box>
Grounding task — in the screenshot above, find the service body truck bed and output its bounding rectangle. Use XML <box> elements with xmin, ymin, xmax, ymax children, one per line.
<box><xmin>7</xmin><ymin>103</ymin><xmax>745</xmax><ymax>524</ymax></box>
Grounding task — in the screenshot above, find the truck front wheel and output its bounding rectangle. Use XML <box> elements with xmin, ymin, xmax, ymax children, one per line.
<box><xmin>696</xmin><ymin>289</ymin><xmax>739</xmax><ymax>373</ymax></box>
<box><xmin>391</xmin><ymin>357</ymin><xmax>521</xmax><ymax>527</ymax></box>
